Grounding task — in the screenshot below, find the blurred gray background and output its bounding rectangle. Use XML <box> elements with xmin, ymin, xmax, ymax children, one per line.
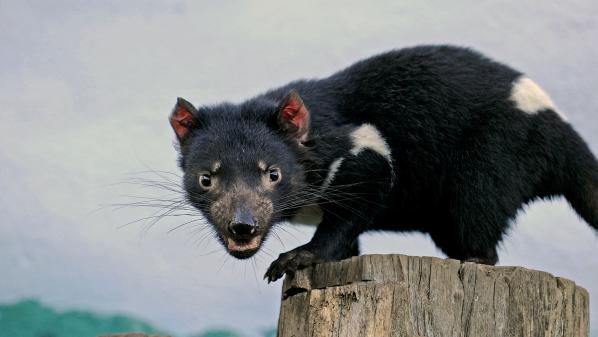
<box><xmin>1</xmin><ymin>0</ymin><xmax>597</xmax><ymax>336</ymax></box>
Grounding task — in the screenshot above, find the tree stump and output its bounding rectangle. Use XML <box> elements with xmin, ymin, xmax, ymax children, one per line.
<box><xmin>277</xmin><ymin>254</ymin><xmax>589</xmax><ymax>337</ymax></box>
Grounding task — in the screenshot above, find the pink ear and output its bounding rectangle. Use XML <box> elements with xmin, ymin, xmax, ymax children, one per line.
<box><xmin>278</xmin><ymin>90</ymin><xmax>310</xmax><ymax>141</ymax></box>
<box><xmin>170</xmin><ymin>97</ymin><xmax>199</xmax><ymax>143</ymax></box>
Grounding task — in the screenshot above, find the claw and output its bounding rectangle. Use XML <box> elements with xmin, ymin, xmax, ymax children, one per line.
<box><xmin>263</xmin><ymin>247</ymin><xmax>324</xmax><ymax>284</ymax></box>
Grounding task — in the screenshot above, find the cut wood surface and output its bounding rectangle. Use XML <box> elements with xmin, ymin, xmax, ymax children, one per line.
<box><xmin>277</xmin><ymin>254</ymin><xmax>589</xmax><ymax>337</ymax></box>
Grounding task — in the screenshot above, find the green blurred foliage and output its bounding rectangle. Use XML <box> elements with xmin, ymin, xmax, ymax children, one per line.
<box><xmin>0</xmin><ymin>300</ymin><xmax>272</xmax><ymax>337</ymax></box>
<box><xmin>0</xmin><ymin>299</ymin><xmax>165</xmax><ymax>337</ymax></box>
<box><xmin>261</xmin><ymin>328</ymin><xmax>276</xmax><ymax>337</ymax></box>
<box><xmin>190</xmin><ymin>329</ymin><xmax>244</xmax><ymax>337</ymax></box>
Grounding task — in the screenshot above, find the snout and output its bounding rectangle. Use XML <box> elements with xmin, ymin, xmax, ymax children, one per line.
<box><xmin>229</xmin><ymin>208</ymin><xmax>257</xmax><ymax>238</ymax></box>
<box><xmin>225</xmin><ymin>208</ymin><xmax>262</xmax><ymax>259</ymax></box>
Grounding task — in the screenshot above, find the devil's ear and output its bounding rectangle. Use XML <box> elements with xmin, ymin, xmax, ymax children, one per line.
<box><xmin>277</xmin><ymin>90</ymin><xmax>310</xmax><ymax>142</ymax></box>
<box><xmin>170</xmin><ymin>97</ymin><xmax>199</xmax><ymax>143</ymax></box>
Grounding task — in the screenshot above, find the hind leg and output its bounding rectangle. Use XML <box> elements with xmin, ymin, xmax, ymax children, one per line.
<box><xmin>430</xmin><ymin>225</ymin><xmax>499</xmax><ymax>265</ymax></box>
<box><xmin>450</xmin><ymin>204</ymin><xmax>504</xmax><ymax>265</ymax></box>
<box><xmin>342</xmin><ymin>239</ymin><xmax>360</xmax><ymax>259</ymax></box>
<box><xmin>431</xmin><ymin>172</ymin><xmax>521</xmax><ymax>265</ymax></box>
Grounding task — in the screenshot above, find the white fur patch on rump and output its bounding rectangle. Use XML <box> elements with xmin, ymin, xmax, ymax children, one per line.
<box><xmin>510</xmin><ymin>76</ymin><xmax>566</xmax><ymax>120</ymax></box>
<box><xmin>350</xmin><ymin>123</ymin><xmax>393</xmax><ymax>162</ymax></box>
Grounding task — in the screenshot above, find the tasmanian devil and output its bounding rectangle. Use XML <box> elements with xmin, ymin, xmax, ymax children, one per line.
<box><xmin>168</xmin><ymin>45</ymin><xmax>598</xmax><ymax>283</ymax></box>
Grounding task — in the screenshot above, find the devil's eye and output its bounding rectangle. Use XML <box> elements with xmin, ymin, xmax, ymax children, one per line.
<box><xmin>269</xmin><ymin>168</ymin><xmax>280</xmax><ymax>182</ymax></box>
<box><xmin>199</xmin><ymin>174</ymin><xmax>212</xmax><ymax>188</ymax></box>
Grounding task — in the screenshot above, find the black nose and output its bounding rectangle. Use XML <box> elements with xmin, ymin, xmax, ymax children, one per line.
<box><xmin>229</xmin><ymin>222</ymin><xmax>258</xmax><ymax>237</ymax></box>
<box><xmin>228</xmin><ymin>208</ymin><xmax>258</xmax><ymax>238</ymax></box>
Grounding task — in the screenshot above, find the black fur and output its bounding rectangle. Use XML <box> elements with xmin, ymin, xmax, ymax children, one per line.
<box><xmin>170</xmin><ymin>45</ymin><xmax>598</xmax><ymax>282</ymax></box>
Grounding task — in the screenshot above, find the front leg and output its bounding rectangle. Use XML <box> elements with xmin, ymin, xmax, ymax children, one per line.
<box><xmin>265</xmin><ymin>149</ymin><xmax>393</xmax><ymax>283</ymax></box>
<box><xmin>264</xmin><ymin>222</ymin><xmax>362</xmax><ymax>283</ymax></box>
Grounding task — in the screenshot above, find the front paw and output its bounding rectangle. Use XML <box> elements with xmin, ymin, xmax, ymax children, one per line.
<box><xmin>264</xmin><ymin>247</ymin><xmax>324</xmax><ymax>283</ymax></box>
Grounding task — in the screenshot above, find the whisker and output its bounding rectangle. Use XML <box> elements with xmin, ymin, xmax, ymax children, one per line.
<box><xmin>167</xmin><ymin>218</ymin><xmax>205</xmax><ymax>234</ymax></box>
<box><xmin>197</xmin><ymin>247</ymin><xmax>223</xmax><ymax>257</ymax></box>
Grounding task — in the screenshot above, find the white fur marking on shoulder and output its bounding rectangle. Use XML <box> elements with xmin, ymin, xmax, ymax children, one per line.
<box><xmin>510</xmin><ymin>76</ymin><xmax>566</xmax><ymax>120</ymax></box>
<box><xmin>350</xmin><ymin>123</ymin><xmax>392</xmax><ymax>161</ymax></box>
<box><xmin>321</xmin><ymin>157</ymin><xmax>344</xmax><ymax>191</ymax></box>
<box><xmin>290</xmin><ymin>205</ymin><xmax>323</xmax><ymax>227</ymax></box>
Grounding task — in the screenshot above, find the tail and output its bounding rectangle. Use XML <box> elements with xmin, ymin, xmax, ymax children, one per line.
<box><xmin>562</xmin><ymin>129</ymin><xmax>598</xmax><ymax>229</ymax></box>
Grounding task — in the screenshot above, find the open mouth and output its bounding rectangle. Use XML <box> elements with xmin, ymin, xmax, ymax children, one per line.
<box><xmin>225</xmin><ymin>235</ymin><xmax>262</xmax><ymax>259</ymax></box>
